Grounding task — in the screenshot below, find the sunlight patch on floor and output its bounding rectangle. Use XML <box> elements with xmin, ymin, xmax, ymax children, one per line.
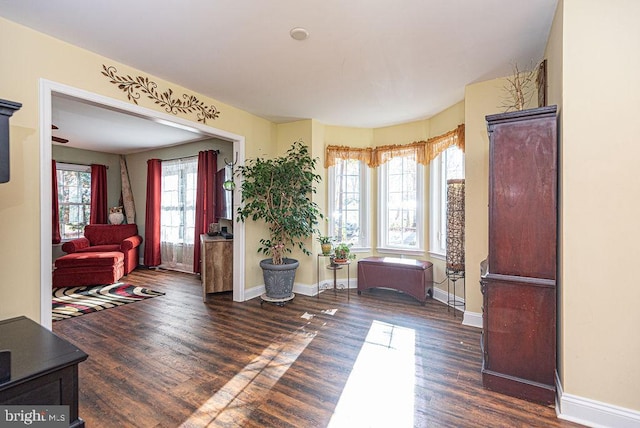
<box><xmin>328</xmin><ymin>320</ymin><xmax>416</xmax><ymax>428</ymax></box>
<box><xmin>179</xmin><ymin>325</ymin><xmax>317</xmax><ymax>427</ymax></box>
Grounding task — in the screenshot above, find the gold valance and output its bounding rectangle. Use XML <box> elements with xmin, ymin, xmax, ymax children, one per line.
<box><xmin>325</xmin><ymin>124</ymin><xmax>464</xmax><ymax>168</ymax></box>
<box><xmin>324</xmin><ymin>145</ymin><xmax>374</xmax><ymax>168</ymax></box>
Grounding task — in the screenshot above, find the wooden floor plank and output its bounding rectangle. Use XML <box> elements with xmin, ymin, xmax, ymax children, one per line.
<box><xmin>52</xmin><ymin>268</ymin><xmax>583</xmax><ymax>427</ymax></box>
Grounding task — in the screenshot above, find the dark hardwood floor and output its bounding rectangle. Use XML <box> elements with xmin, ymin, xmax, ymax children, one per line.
<box><xmin>52</xmin><ymin>268</ymin><xmax>583</xmax><ymax>428</ymax></box>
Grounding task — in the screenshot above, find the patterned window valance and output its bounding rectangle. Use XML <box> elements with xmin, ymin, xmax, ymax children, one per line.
<box><xmin>325</xmin><ymin>124</ymin><xmax>464</xmax><ymax>168</ymax></box>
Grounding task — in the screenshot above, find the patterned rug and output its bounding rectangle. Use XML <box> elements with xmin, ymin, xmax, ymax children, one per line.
<box><xmin>52</xmin><ymin>283</ymin><xmax>165</xmax><ymax>321</ymax></box>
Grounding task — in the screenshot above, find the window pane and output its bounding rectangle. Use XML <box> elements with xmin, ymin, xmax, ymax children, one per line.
<box><xmin>57</xmin><ymin>167</ymin><xmax>91</xmax><ymax>240</ymax></box>
<box><xmin>329</xmin><ymin>159</ymin><xmax>368</xmax><ymax>248</ymax></box>
<box><xmin>380</xmin><ymin>155</ymin><xmax>422</xmax><ymax>250</ymax></box>
<box><xmin>161</xmin><ymin>158</ymin><xmax>198</xmax><ymax>246</ymax></box>
<box><xmin>429</xmin><ymin>146</ymin><xmax>465</xmax><ymax>256</ymax></box>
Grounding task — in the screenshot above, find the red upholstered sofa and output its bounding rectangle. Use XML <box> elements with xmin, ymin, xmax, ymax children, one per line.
<box><xmin>61</xmin><ymin>224</ymin><xmax>143</xmax><ymax>274</ymax></box>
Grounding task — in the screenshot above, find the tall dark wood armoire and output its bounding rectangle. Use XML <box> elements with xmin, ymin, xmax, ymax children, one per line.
<box><xmin>481</xmin><ymin>105</ymin><xmax>558</xmax><ymax>404</ymax></box>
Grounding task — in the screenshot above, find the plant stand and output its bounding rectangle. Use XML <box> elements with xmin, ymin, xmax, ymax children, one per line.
<box><xmin>316</xmin><ymin>254</ymin><xmax>350</xmax><ymax>300</ymax></box>
<box><xmin>446</xmin><ymin>268</ymin><xmax>465</xmax><ymax>317</ymax></box>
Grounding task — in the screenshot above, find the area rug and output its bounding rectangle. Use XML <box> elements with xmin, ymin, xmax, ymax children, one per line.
<box><xmin>52</xmin><ymin>283</ymin><xmax>165</xmax><ymax>321</ymax></box>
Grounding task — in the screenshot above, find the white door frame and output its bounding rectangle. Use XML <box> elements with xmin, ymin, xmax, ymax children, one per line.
<box><xmin>39</xmin><ymin>79</ymin><xmax>246</xmax><ymax>329</ymax></box>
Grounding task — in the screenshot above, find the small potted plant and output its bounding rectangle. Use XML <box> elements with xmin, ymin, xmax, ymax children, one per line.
<box><xmin>317</xmin><ymin>235</ymin><xmax>334</xmax><ymax>255</ymax></box>
<box><xmin>333</xmin><ymin>242</ymin><xmax>355</xmax><ymax>263</ymax></box>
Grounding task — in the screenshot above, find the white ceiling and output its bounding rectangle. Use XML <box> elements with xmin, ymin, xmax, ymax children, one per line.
<box><xmin>51</xmin><ymin>95</ymin><xmax>211</xmax><ymax>153</ymax></box>
<box><xmin>1</xmin><ymin>0</ymin><xmax>557</xmax><ymax>152</ymax></box>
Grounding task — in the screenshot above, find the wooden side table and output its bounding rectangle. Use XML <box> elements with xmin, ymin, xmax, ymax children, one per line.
<box><xmin>200</xmin><ymin>234</ymin><xmax>233</xmax><ymax>301</ymax></box>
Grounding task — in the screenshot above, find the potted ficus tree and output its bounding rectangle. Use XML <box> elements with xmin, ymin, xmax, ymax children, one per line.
<box><xmin>236</xmin><ymin>140</ymin><xmax>323</xmax><ymax>303</ymax></box>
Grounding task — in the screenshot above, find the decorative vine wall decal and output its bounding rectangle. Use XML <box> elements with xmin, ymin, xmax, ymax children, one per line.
<box><xmin>101</xmin><ymin>65</ymin><xmax>220</xmax><ymax>123</ymax></box>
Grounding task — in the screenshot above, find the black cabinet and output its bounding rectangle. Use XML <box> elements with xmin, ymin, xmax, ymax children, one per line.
<box><xmin>0</xmin><ymin>316</ymin><xmax>88</xmax><ymax>427</ymax></box>
<box><xmin>0</xmin><ymin>98</ymin><xmax>22</xmax><ymax>183</ymax></box>
<box><xmin>481</xmin><ymin>106</ymin><xmax>558</xmax><ymax>404</ymax></box>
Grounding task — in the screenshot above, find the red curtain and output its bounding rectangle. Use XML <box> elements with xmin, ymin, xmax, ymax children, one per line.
<box><xmin>193</xmin><ymin>150</ymin><xmax>218</xmax><ymax>273</ymax></box>
<box><xmin>144</xmin><ymin>159</ymin><xmax>162</xmax><ymax>267</ymax></box>
<box><xmin>52</xmin><ymin>160</ymin><xmax>61</xmax><ymax>244</ymax></box>
<box><xmin>90</xmin><ymin>164</ymin><xmax>108</xmax><ymax>224</ymax></box>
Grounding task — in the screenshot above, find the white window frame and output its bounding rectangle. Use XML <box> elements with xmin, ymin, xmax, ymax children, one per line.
<box><xmin>160</xmin><ymin>156</ymin><xmax>198</xmax><ymax>246</ymax></box>
<box><xmin>429</xmin><ymin>147</ymin><xmax>465</xmax><ymax>259</ymax></box>
<box><xmin>56</xmin><ymin>162</ymin><xmax>91</xmax><ymax>241</ymax></box>
<box><xmin>328</xmin><ymin>158</ymin><xmax>371</xmax><ymax>250</ymax></box>
<box><xmin>377</xmin><ymin>157</ymin><xmax>424</xmax><ymax>254</ymax></box>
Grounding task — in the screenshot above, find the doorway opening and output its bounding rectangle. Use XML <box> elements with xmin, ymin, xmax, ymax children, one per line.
<box><xmin>40</xmin><ymin>79</ymin><xmax>246</xmax><ymax>328</ymax></box>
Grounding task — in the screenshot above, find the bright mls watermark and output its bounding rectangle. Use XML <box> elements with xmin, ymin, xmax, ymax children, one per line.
<box><xmin>0</xmin><ymin>406</ymin><xmax>68</xmax><ymax>428</ymax></box>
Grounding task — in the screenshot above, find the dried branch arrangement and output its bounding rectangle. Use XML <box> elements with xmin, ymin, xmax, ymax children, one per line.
<box><xmin>499</xmin><ymin>61</ymin><xmax>539</xmax><ymax>112</ymax></box>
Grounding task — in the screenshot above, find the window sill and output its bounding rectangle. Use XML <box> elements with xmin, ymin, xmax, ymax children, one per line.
<box><xmin>428</xmin><ymin>251</ymin><xmax>445</xmax><ymax>261</ymax></box>
<box><xmin>376</xmin><ymin>247</ymin><xmax>425</xmax><ymax>257</ymax></box>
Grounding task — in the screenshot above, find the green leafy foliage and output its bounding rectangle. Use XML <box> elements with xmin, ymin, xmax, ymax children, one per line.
<box><xmin>236</xmin><ymin>141</ymin><xmax>323</xmax><ymax>264</ymax></box>
<box><xmin>317</xmin><ymin>235</ymin><xmax>334</xmax><ymax>245</ymax></box>
<box><xmin>333</xmin><ymin>242</ymin><xmax>355</xmax><ymax>261</ymax></box>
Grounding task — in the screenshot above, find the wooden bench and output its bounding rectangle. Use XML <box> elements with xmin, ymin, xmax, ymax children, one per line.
<box><xmin>357</xmin><ymin>257</ymin><xmax>433</xmax><ymax>304</ymax></box>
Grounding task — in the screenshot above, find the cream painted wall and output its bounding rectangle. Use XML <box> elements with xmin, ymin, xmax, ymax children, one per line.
<box><xmin>373</xmin><ymin>119</ymin><xmax>429</xmax><ymax>147</ymax></box>
<box><xmin>324</xmin><ymin>126</ymin><xmax>374</xmax><ymax>148</ymax></box>
<box><xmin>429</xmin><ymin>101</ymin><xmax>465</xmax><ymax>137</ymax></box>
<box><xmin>276</xmin><ymin>120</ymin><xmax>312</xmax><ymax>155</ymax></box>
<box><xmin>311</xmin><ymin>119</ymin><xmax>328</xmax><ymax>248</ymax></box>
<box><xmin>559</xmin><ymin>0</ymin><xmax>640</xmax><ymax>410</ymax></box>
<box><xmin>0</xmin><ymin>17</ymin><xmax>274</xmax><ymax>323</ymax></box>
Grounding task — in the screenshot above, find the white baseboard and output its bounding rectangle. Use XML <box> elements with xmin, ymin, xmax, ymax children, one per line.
<box><xmin>244</xmin><ymin>278</ymin><xmax>357</xmax><ymax>301</ymax></box>
<box><xmin>462</xmin><ymin>310</ymin><xmax>482</xmax><ymax>328</ymax></box>
<box><xmin>431</xmin><ymin>286</ymin><xmax>450</xmax><ymax>305</ymax></box>
<box><xmin>432</xmin><ymin>286</ymin><xmax>482</xmax><ymax>328</ymax></box>
<box><xmin>244</xmin><ymin>285</ymin><xmax>264</xmax><ymax>301</ymax></box>
<box><xmin>556</xmin><ymin>373</ymin><xmax>640</xmax><ymax>427</ymax></box>
<box><xmin>294</xmin><ymin>282</ymin><xmax>320</xmax><ymax>296</ymax></box>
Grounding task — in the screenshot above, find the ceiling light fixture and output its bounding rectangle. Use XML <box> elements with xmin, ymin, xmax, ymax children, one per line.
<box><xmin>290</xmin><ymin>27</ymin><xmax>309</xmax><ymax>41</ymax></box>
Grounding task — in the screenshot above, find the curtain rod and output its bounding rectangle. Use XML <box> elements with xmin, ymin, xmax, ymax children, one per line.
<box><xmin>161</xmin><ymin>149</ymin><xmax>220</xmax><ymax>162</ymax></box>
<box><xmin>56</xmin><ymin>149</ymin><xmax>221</xmax><ymax>167</ymax></box>
<box><xmin>55</xmin><ymin>160</ymin><xmax>109</xmax><ymax>169</ymax></box>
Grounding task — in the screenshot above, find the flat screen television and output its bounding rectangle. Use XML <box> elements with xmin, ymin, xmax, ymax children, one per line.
<box><xmin>216</xmin><ymin>165</ymin><xmax>233</xmax><ymax>220</ymax></box>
